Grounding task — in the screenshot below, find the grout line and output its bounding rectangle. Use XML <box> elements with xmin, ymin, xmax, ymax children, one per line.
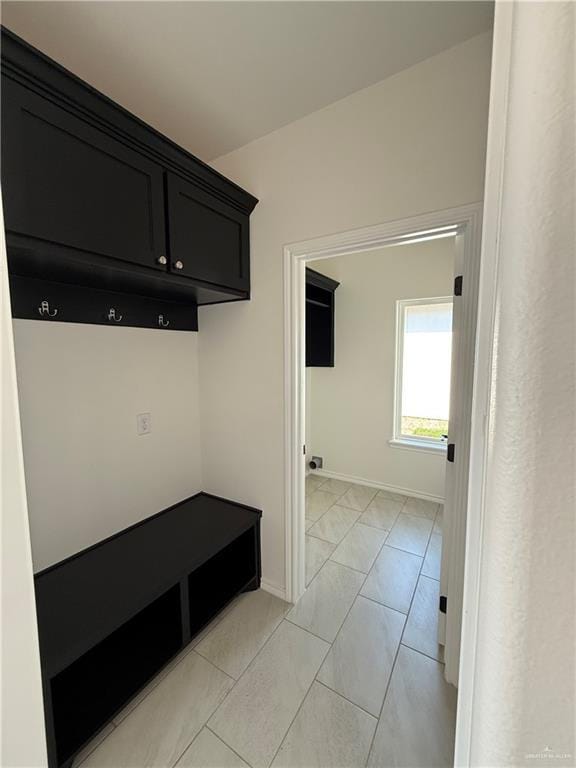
<box><xmin>111</xmin><ymin>596</ymin><xmax>242</xmax><ymax>728</ymax></box>
<box><xmin>155</xmin><ymin>650</ymin><xmax>239</xmax><ymax>768</ymax></box>
<box><xmin>419</xmin><ymin>572</ymin><xmax>441</xmax><ymax>584</ymax></box>
<box><xmin>327</xmin><ymin>557</ymin><xmax>372</xmax><ymax>576</ymax></box>
<box><xmin>284</xmin><ymin>615</ymin><xmax>334</xmax><ymax>644</ymax></box>
<box><xmin>169</xmin><ymin>678</ymin><xmax>236</xmax><ymax>768</ymax></box>
<box><xmin>306</xmin><ymin>530</ymin><xmax>338</xmax><ymax>544</ymax></box>
<box><xmin>191</xmin><ymin>647</ymin><xmax>239</xmax><ymax>682</ymax></box>
<box><xmin>364</xmin><ymin>505</ymin><xmax>432</xmax><ymax>767</ymax></box>
<box><xmin>328</xmin><ymin>521</ymin><xmax>390</xmax><ymax>576</ymax></box>
<box><xmin>384</xmin><ymin>541</ymin><xmax>427</xmax><ymax>558</ymax></box>
<box><xmin>421</xmin><ymin>572</ymin><xmax>441</xmax><ymax>583</ymax></box>
<box><xmin>172</xmin><ymin>730</ymin><xmax>201</xmax><ymax>768</ymax></box>
<box><xmin>358</xmin><ymin>592</ymin><xmax>409</xmax><ymax>617</ymax></box>
<box><xmin>314</xmin><ymin>679</ymin><xmax>378</xmax><ymax>721</ymax></box>
<box><xmin>205</xmin><ymin>724</ymin><xmax>256</xmax><ymax>768</ymax></box>
<box><xmin>265</xmin><ymin>643</ymin><xmax>332</xmax><ymax>768</ymax></box>
<box><xmin>264</xmin><ymin>509</ymin><xmax>364</xmax><ymax>767</ymax></box>
<box><xmin>288</xmin><ymin>556</ymin><xmax>370</xmax><ymax>646</ymax></box>
<box><xmin>102</xmin><ymin>498</ymin><xmax>441</xmax><ymax>768</ymax></box>
<box><xmin>399</xmin><ymin>509</ymin><xmax>438</xmax><ymax>522</ymax></box>
<box><xmin>400</xmin><ymin>641</ymin><xmax>445</xmax><ymax>666</ymax></box>
<box><xmin>363</xmin><ymin>619</ymin><xmax>405</xmax><ymax>767</ymax></box>
<box><xmin>307</xmin><ymin>527</ymin><xmax>399</xmax><ymax>768</ymax></box>
<box><xmin>77</xmin><ymin>610</ymin><xmax>241</xmax><ymax>764</ymax></box>
<box><xmin>115</xmin><ymin>601</ymin><xmax>287</xmax><ymax>768</ymax></box>
<box><xmin>354</xmin><ymin>517</ymin><xmax>394</xmax><ymax>534</ymax></box>
<box><xmin>315</xmin><ymin>479</ymin><xmax>350</xmax><ymax>496</ymax></box>
<box><xmin>300</xmin><ymin>544</ymin><xmax>337</xmax><ymax>591</ymax></box>
<box><xmin>182</xmin><ymin>619</ymin><xmax>291</xmax><ymax>767</ymax></box>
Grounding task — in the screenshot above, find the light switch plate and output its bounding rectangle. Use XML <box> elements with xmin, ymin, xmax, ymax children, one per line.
<box><xmin>137</xmin><ymin>413</ymin><xmax>151</xmax><ymax>435</ymax></box>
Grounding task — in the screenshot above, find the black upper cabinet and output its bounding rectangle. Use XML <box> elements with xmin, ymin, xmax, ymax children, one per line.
<box><xmin>166</xmin><ymin>174</ymin><xmax>249</xmax><ymax>293</ymax></box>
<box><xmin>306</xmin><ymin>268</ymin><xmax>339</xmax><ymax>367</ymax></box>
<box><xmin>2</xmin><ymin>78</ymin><xmax>166</xmax><ymax>272</ymax></box>
<box><xmin>0</xmin><ymin>27</ymin><xmax>258</xmax><ymax>312</ymax></box>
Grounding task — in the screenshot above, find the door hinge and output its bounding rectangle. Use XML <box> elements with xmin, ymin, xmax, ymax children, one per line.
<box><xmin>447</xmin><ymin>443</ymin><xmax>455</xmax><ymax>463</ymax></box>
<box><xmin>454</xmin><ymin>275</ymin><xmax>463</xmax><ymax>296</ymax></box>
<box><xmin>303</xmin><ymin>444</ymin><xmax>306</xmax><ymax>456</ymax></box>
<box><xmin>439</xmin><ymin>595</ymin><xmax>447</xmax><ymax>614</ymax></box>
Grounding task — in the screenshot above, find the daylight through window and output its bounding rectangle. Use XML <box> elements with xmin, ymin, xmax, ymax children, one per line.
<box><xmin>396</xmin><ymin>297</ymin><xmax>453</xmax><ymax>445</ymax></box>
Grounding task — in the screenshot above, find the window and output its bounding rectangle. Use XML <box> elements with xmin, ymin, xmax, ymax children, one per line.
<box><xmin>392</xmin><ymin>297</ymin><xmax>453</xmax><ymax>451</ymax></box>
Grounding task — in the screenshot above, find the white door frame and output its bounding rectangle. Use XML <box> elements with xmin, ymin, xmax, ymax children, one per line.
<box><xmin>283</xmin><ymin>201</ymin><xmax>483</xmax><ymax>668</ymax></box>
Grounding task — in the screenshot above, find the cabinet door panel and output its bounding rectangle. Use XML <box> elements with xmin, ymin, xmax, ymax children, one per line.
<box><xmin>166</xmin><ymin>173</ymin><xmax>249</xmax><ymax>292</ymax></box>
<box><xmin>1</xmin><ymin>77</ymin><xmax>166</xmax><ymax>271</ymax></box>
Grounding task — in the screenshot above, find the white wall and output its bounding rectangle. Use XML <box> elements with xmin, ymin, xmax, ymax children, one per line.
<box><xmin>202</xmin><ymin>31</ymin><xmax>492</xmax><ymax>595</ymax></box>
<box><xmin>308</xmin><ymin>237</ymin><xmax>454</xmax><ymax>500</ymax></box>
<box><xmin>1</xmin><ymin>202</ymin><xmax>47</xmax><ymax>766</ymax></box>
<box><xmin>460</xmin><ymin>2</ymin><xmax>575</xmax><ymax>764</ymax></box>
<box><xmin>13</xmin><ymin>322</ymin><xmax>202</xmax><ymax>572</ymax></box>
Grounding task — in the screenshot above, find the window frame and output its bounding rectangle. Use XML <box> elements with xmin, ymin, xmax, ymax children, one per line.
<box><xmin>390</xmin><ymin>295</ymin><xmax>453</xmax><ymax>454</ymax></box>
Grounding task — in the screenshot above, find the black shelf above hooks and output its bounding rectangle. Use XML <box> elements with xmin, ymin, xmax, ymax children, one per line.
<box><xmin>10</xmin><ymin>275</ymin><xmax>198</xmax><ymax>332</ymax></box>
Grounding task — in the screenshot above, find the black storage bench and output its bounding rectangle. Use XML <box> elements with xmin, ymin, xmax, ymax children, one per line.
<box><xmin>34</xmin><ymin>492</ymin><xmax>262</xmax><ymax>768</ymax></box>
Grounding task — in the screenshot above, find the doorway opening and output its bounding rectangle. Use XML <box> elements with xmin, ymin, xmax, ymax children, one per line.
<box><xmin>284</xmin><ymin>204</ymin><xmax>482</xmax><ymax>691</ymax></box>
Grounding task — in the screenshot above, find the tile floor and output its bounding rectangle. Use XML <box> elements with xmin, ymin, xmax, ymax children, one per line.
<box><xmin>76</xmin><ymin>476</ymin><xmax>456</xmax><ymax>768</ymax></box>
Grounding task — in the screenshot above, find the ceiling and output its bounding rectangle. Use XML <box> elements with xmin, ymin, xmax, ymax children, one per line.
<box><xmin>1</xmin><ymin>1</ymin><xmax>493</xmax><ymax>161</ymax></box>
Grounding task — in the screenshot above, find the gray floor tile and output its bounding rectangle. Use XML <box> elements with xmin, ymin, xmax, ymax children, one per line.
<box><xmin>367</xmin><ymin>646</ymin><xmax>456</xmax><ymax>768</ymax></box>
<box><xmin>422</xmin><ymin>533</ymin><xmax>442</xmax><ymax>580</ymax></box>
<box><xmin>386</xmin><ymin>513</ymin><xmax>433</xmax><ymax>557</ymax></box>
<box><xmin>376</xmin><ymin>490</ymin><xmax>409</xmax><ymax>504</ymax></box>
<box><xmin>272</xmin><ymin>682</ymin><xmax>376</xmax><ymax>768</ymax></box>
<box><xmin>329</xmin><ymin>523</ymin><xmax>387</xmax><ymax>573</ymax></box>
<box><xmin>195</xmin><ymin>589</ymin><xmax>290</xmax><ymax>679</ymax></box>
<box><xmin>209</xmin><ymin>621</ymin><xmax>329</xmax><ymax>768</ymax></box>
<box><xmin>306</xmin><ymin>536</ymin><xmax>335</xmax><ymax>586</ymax></box>
<box><xmin>307</xmin><ymin>505</ymin><xmax>361</xmax><ymax>544</ymax></box>
<box><xmin>403</xmin><ymin>498</ymin><xmax>440</xmax><ymax>521</ymax></box>
<box><xmin>338</xmin><ymin>484</ymin><xmax>378</xmax><ymax>512</ymax></box>
<box><xmin>176</xmin><ymin>728</ymin><xmax>249</xmax><ymax>768</ymax></box>
<box><xmin>359</xmin><ymin>496</ymin><xmax>403</xmax><ymax>531</ymax></box>
<box><xmin>73</xmin><ymin>724</ymin><xmax>115</xmax><ymax>767</ymax></box>
<box><xmin>306</xmin><ymin>474</ymin><xmax>325</xmax><ymax>496</ymax></box>
<box><xmin>360</xmin><ymin>545</ymin><xmax>422</xmax><ymax>614</ymax></box>
<box><xmin>317</xmin><ymin>596</ymin><xmax>405</xmax><ymax>716</ymax></box>
<box><xmin>287</xmin><ymin>561</ymin><xmax>365</xmax><ymax>642</ymax></box>
<box><xmin>402</xmin><ymin>575</ymin><xmax>443</xmax><ymax>661</ymax></box>
<box><xmin>306</xmin><ymin>490</ymin><xmax>341</xmax><ymax>522</ymax></box>
<box><xmin>317</xmin><ymin>477</ymin><xmax>351</xmax><ymax>496</ymax></box>
<box><xmin>433</xmin><ymin>507</ymin><xmax>444</xmax><ymax>534</ymax></box>
<box><xmin>191</xmin><ymin>599</ymin><xmax>238</xmax><ymax>649</ymax></box>
<box><xmin>112</xmin><ymin>641</ymin><xmax>198</xmax><ymax>725</ymax></box>
<box><xmin>85</xmin><ymin>651</ymin><xmax>233</xmax><ymax>767</ymax></box>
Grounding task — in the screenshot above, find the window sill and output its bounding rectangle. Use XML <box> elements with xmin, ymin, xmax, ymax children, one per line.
<box><xmin>388</xmin><ymin>438</ymin><xmax>447</xmax><ymax>455</ymax></box>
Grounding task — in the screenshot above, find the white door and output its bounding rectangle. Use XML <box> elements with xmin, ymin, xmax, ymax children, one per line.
<box><xmin>439</xmin><ymin>231</ymin><xmax>480</xmax><ymax>685</ymax></box>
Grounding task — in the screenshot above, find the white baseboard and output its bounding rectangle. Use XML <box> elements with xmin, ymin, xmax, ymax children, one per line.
<box><xmin>310</xmin><ymin>468</ymin><xmax>445</xmax><ymax>505</ymax></box>
<box><xmin>260</xmin><ymin>578</ymin><xmax>288</xmax><ymax>602</ymax></box>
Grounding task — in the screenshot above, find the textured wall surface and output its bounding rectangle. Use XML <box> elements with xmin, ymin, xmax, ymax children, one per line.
<box><xmin>466</xmin><ymin>3</ymin><xmax>575</xmax><ymax>765</ymax></box>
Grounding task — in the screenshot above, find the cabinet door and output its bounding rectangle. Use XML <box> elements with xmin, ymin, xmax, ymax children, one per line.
<box><xmin>1</xmin><ymin>77</ymin><xmax>166</xmax><ymax>271</ymax></box>
<box><xmin>166</xmin><ymin>173</ymin><xmax>249</xmax><ymax>293</ymax></box>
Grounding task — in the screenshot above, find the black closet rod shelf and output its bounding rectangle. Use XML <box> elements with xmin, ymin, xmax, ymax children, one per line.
<box><xmin>306</xmin><ymin>297</ymin><xmax>331</xmax><ymax>309</ymax></box>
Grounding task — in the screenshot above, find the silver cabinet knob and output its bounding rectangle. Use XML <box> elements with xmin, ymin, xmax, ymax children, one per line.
<box><xmin>157</xmin><ymin>255</ymin><xmax>167</xmax><ymax>265</ymax></box>
<box><xmin>174</xmin><ymin>260</ymin><xmax>184</xmax><ymax>270</ymax></box>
